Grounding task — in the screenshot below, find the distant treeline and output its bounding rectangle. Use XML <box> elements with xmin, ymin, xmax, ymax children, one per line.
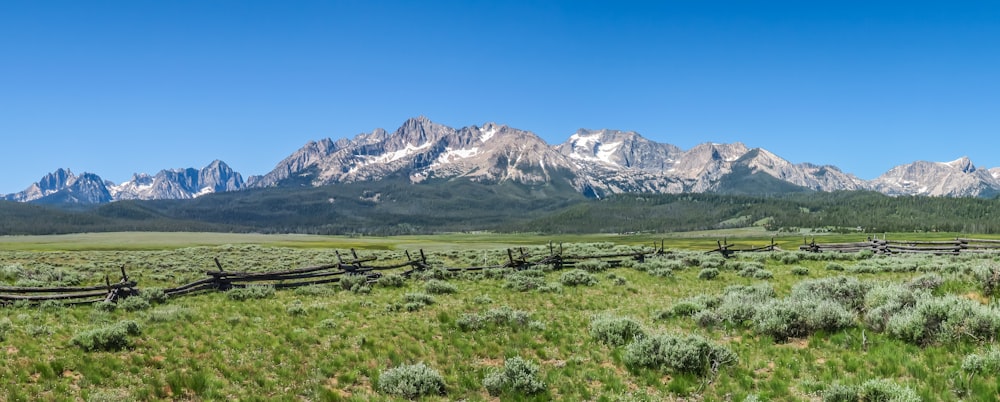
<box><xmin>511</xmin><ymin>191</ymin><xmax>1000</xmax><ymax>234</ymax></box>
<box><xmin>3</xmin><ymin>180</ymin><xmax>1000</xmax><ymax>235</ymax></box>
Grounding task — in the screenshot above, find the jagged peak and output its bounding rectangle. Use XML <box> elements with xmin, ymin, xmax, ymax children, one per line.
<box><xmin>944</xmin><ymin>156</ymin><xmax>976</xmax><ymax>173</ymax></box>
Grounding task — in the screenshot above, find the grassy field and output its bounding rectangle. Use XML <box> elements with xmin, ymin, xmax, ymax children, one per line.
<box><xmin>2</xmin><ymin>233</ymin><xmax>1000</xmax><ymax>400</ymax></box>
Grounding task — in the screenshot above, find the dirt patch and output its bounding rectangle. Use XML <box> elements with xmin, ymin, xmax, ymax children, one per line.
<box><xmin>782</xmin><ymin>338</ymin><xmax>809</xmax><ymax>349</ymax></box>
<box><xmin>963</xmin><ymin>292</ymin><xmax>989</xmax><ymax>305</ymax></box>
<box><xmin>5</xmin><ymin>346</ymin><xmax>18</xmax><ymax>355</ymax></box>
<box><xmin>475</xmin><ymin>357</ymin><xmax>504</xmax><ymax>367</ymax></box>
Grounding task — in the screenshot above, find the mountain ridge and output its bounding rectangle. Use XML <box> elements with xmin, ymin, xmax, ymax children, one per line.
<box><xmin>5</xmin><ymin>117</ymin><xmax>999</xmax><ymax>204</ymax></box>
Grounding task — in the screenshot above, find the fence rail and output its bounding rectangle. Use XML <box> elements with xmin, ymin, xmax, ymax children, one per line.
<box><xmin>799</xmin><ymin>237</ymin><xmax>1000</xmax><ymax>255</ymax></box>
<box><xmin>0</xmin><ymin>243</ymin><xmax>660</xmax><ymax>306</ymax></box>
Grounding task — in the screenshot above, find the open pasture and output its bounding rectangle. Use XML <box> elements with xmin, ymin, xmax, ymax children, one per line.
<box><xmin>2</xmin><ymin>232</ymin><xmax>1000</xmax><ymax>400</ymax></box>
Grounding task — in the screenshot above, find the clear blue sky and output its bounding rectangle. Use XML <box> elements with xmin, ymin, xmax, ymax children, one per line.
<box><xmin>2</xmin><ymin>1</ymin><xmax>999</xmax><ymax>193</ymax></box>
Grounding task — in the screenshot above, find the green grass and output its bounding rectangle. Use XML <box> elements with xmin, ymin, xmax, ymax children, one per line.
<box><xmin>2</xmin><ymin>235</ymin><xmax>1000</xmax><ymax>400</ymax></box>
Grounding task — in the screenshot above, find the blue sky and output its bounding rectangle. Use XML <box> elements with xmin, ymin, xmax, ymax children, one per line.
<box><xmin>2</xmin><ymin>1</ymin><xmax>999</xmax><ymax>193</ymax></box>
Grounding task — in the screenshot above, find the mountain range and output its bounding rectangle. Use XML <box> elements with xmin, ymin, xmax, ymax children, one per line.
<box><xmin>6</xmin><ymin>116</ymin><xmax>1000</xmax><ymax>204</ymax></box>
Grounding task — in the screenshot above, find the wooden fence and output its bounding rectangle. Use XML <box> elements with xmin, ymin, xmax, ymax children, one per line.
<box><xmin>0</xmin><ymin>244</ymin><xmax>659</xmax><ymax>306</ymax></box>
<box><xmin>799</xmin><ymin>237</ymin><xmax>1000</xmax><ymax>255</ymax></box>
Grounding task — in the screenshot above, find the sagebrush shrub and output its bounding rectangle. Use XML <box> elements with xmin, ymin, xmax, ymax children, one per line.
<box><xmin>503</xmin><ymin>272</ymin><xmax>545</xmax><ymax>292</ymax></box>
<box><xmin>424</xmin><ymin>279</ymin><xmax>458</xmax><ymax>294</ymax></box>
<box><xmin>339</xmin><ymin>275</ymin><xmax>369</xmax><ymax>293</ymax></box>
<box><xmin>698</xmin><ymin>268</ymin><xmax>719</xmax><ymax>280</ymax></box>
<box><xmin>885</xmin><ymin>295</ymin><xmax>1000</xmax><ymax>345</ymax></box>
<box><xmin>227</xmin><ymin>285</ymin><xmax>275</xmax><ymax>301</ymax></box>
<box><xmin>906</xmin><ymin>273</ymin><xmax>944</xmax><ymax>291</ymax></box>
<box><xmin>377</xmin><ymin>274</ymin><xmax>407</xmax><ymax>288</ymax></box>
<box><xmin>973</xmin><ymin>262</ymin><xmax>1000</xmax><ymax>297</ymax></box>
<box><xmin>71</xmin><ymin>320</ymin><xmax>141</xmax><ymax>352</ymax></box>
<box><xmin>141</xmin><ymin>287</ymin><xmax>168</xmax><ymax>304</ymax></box>
<box><xmin>790</xmin><ymin>276</ymin><xmax>869</xmax><ymax>311</ymax></box>
<box><xmin>293</xmin><ymin>284</ymin><xmax>336</xmax><ymax>296</ymax></box>
<box><xmin>404</xmin><ymin>292</ymin><xmax>435</xmax><ymax>306</ymax></box>
<box><xmin>560</xmin><ymin>269</ymin><xmax>598</xmax><ymax>286</ymax></box>
<box><xmin>377</xmin><ymin>363</ymin><xmax>446</xmax><ymax>398</ymax></box>
<box><xmin>622</xmin><ymin>333</ymin><xmax>737</xmax><ymax>375</ymax></box>
<box><xmin>119</xmin><ymin>295</ymin><xmax>151</xmax><ymax>312</ymax></box>
<box><xmin>648</xmin><ymin>267</ymin><xmax>673</xmax><ymax>278</ymax></box>
<box><xmin>962</xmin><ymin>347</ymin><xmax>1000</xmax><ymax>374</ymax></box>
<box><xmin>589</xmin><ymin>315</ymin><xmax>646</xmax><ymax>346</ymax></box>
<box><xmin>576</xmin><ymin>259</ymin><xmax>610</xmax><ymax>273</ymax></box>
<box><xmin>791</xmin><ymin>266</ymin><xmax>810</xmax><ymax>276</ymax></box>
<box><xmin>0</xmin><ymin>317</ymin><xmax>12</xmax><ymax>341</ymax></box>
<box><xmin>286</xmin><ymin>300</ymin><xmax>307</xmax><ymax>316</ymax></box>
<box><xmin>863</xmin><ymin>283</ymin><xmax>923</xmax><ymax>332</ymax></box>
<box><xmin>826</xmin><ymin>263</ymin><xmax>846</xmax><ymax>271</ymax></box>
<box><xmin>147</xmin><ymin>306</ymin><xmax>194</xmax><ymax>323</ymax></box>
<box><xmin>483</xmin><ymin>356</ymin><xmax>546</xmax><ymax>396</ymax></box>
<box><xmin>858</xmin><ymin>378</ymin><xmax>921</xmax><ymax>402</ymax></box>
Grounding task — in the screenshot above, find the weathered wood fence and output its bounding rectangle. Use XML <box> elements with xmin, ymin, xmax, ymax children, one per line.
<box><xmin>799</xmin><ymin>237</ymin><xmax>1000</xmax><ymax>255</ymax></box>
<box><xmin>0</xmin><ymin>265</ymin><xmax>137</xmax><ymax>305</ymax></box>
<box><xmin>0</xmin><ymin>244</ymin><xmax>658</xmax><ymax>306</ymax></box>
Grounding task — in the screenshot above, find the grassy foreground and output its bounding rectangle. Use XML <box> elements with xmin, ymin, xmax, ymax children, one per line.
<box><xmin>1</xmin><ymin>233</ymin><xmax>1000</xmax><ymax>400</ymax></box>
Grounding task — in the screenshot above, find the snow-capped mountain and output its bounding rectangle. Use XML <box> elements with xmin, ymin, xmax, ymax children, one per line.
<box><xmin>249</xmin><ymin>117</ymin><xmax>586</xmax><ymax>190</ymax></box>
<box><xmin>5</xmin><ymin>160</ymin><xmax>244</xmax><ymax>204</ymax></box>
<box><xmin>870</xmin><ymin>157</ymin><xmax>1000</xmax><ymax>197</ymax></box>
<box><xmin>8</xmin><ymin>117</ymin><xmax>1000</xmax><ymax>204</ymax></box>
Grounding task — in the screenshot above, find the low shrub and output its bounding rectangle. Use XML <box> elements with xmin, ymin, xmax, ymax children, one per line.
<box><xmin>858</xmin><ymin>378</ymin><xmax>921</xmax><ymax>402</ymax></box>
<box><xmin>906</xmin><ymin>273</ymin><xmax>944</xmax><ymax>291</ymax></box>
<box><xmin>293</xmin><ymin>284</ymin><xmax>336</xmax><ymax>296</ymax></box>
<box><xmin>693</xmin><ymin>310</ymin><xmax>722</xmax><ymax>328</ymax></box>
<box><xmin>141</xmin><ymin>287</ymin><xmax>168</xmax><ymax>304</ymax></box>
<box><xmin>424</xmin><ymin>279</ymin><xmax>458</xmax><ymax>295</ymax></box>
<box><xmin>483</xmin><ymin>356</ymin><xmax>546</xmax><ymax>396</ymax></box>
<box><xmin>698</xmin><ymin>268</ymin><xmax>719</xmax><ymax>280</ymax></box>
<box><xmin>753</xmin><ymin>298</ymin><xmax>854</xmax><ymax>342</ymax></box>
<box><xmin>576</xmin><ymin>259</ymin><xmax>611</xmax><ymax>273</ymax></box>
<box><xmin>973</xmin><ymin>262</ymin><xmax>1000</xmax><ymax>297</ymax></box>
<box><xmin>147</xmin><ymin>306</ymin><xmax>194</xmax><ymax>323</ymax></box>
<box><xmin>404</xmin><ymin>292</ymin><xmax>435</xmax><ymax>306</ymax></box>
<box><xmin>648</xmin><ymin>267</ymin><xmax>673</xmax><ymax>278</ymax></box>
<box><xmin>119</xmin><ymin>295</ymin><xmax>151</xmax><ymax>312</ymax></box>
<box><xmin>589</xmin><ymin>315</ymin><xmax>646</xmax><ymax>346</ymax></box>
<box><xmin>286</xmin><ymin>300</ymin><xmax>307</xmax><ymax>316</ymax></box>
<box><xmin>538</xmin><ymin>282</ymin><xmax>564</xmax><ymax>293</ymax></box>
<box><xmin>560</xmin><ymin>269</ymin><xmax>598</xmax><ymax>286</ymax></box>
<box><xmin>93</xmin><ymin>300</ymin><xmax>117</xmax><ymax>312</ymax></box>
<box><xmin>961</xmin><ymin>347</ymin><xmax>1000</xmax><ymax>375</ymax></box>
<box><xmin>0</xmin><ymin>317</ymin><xmax>12</xmax><ymax>341</ymax></box>
<box><xmin>790</xmin><ymin>266</ymin><xmax>810</xmax><ymax>276</ymax></box>
<box><xmin>790</xmin><ymin>276</ymin><xmax>869</xmax><ymax>311</ymax></box>
<box><xmin>71</xmin><ymin>320</ymin><xmax>141</xmax><ymax>352</ymax></box>
<box><xmin>623</xmin><ymin>333</ymin><xmax>737</xmax><ymax>375</ymax></box>
<box><xmin>377</xmin><ymin>274</ymin><xmax>407</xmax><ymax>288</ymax></box>
<box><xmin>227</xmin><ymin>285</ymin><xmax>275</xmax><ymax>301</ymax></box>
<box><xmin>377</xmin><ymin>363</ymin><xmax>446</xmax><ymax>399</ymax></box>
<box><xmin>339</xmin><ymin>275</ymin><xmax>370</xmax><ymax>293</ymax></box>
<box><xmin>825</xmin><ymin>263</ymin><xmax>846</xmax><ymax>271</ymax></box>
<box><xmin>503</xmin><ymin>272</ymin><xmax>545</xmax><ymax>292</ymax></box>
<box><xmin>457</xmin><ymin>306</ymin><xmax>532</xmax><ymax>331</ymax></box>
<box><xmin>885</xmin><ymin>295</ymin><xmax>1000</xmax><ymax>345</ymax></box>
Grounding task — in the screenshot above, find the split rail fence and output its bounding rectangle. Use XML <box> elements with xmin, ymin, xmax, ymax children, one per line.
<box><xmin>0</xmin><ymin>243</ymin><xmax>661</xmax><ymax>306</ymax></box>
<box><xmin>799</xmin><ymin>237</ymin><xmax>1000</xmax><ymax>255</ymax></box>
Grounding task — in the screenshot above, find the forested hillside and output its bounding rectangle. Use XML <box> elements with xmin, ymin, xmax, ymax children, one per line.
<box><xmin>3</xmin><ymin>184</ymin><xmax>1000</xmax><ymax>235</ymax></box>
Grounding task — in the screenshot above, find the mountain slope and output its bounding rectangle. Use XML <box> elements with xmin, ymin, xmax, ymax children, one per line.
<box><xmin>870</xmin><ymin>157</ymin><xmax>1000</xmax><ymax>197</ymax></box>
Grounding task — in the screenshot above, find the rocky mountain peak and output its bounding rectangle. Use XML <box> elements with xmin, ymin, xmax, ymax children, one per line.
<box><xmin>946</xmin><ymin>156</ymin><xmax>976</xmax><ymax>173</ymax></box>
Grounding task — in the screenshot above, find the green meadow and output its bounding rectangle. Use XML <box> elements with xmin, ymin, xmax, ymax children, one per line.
<box><xmin>2</xmin><ymin>232</ymin><xmax>1000</xmax><ymax>401</ymax></box>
